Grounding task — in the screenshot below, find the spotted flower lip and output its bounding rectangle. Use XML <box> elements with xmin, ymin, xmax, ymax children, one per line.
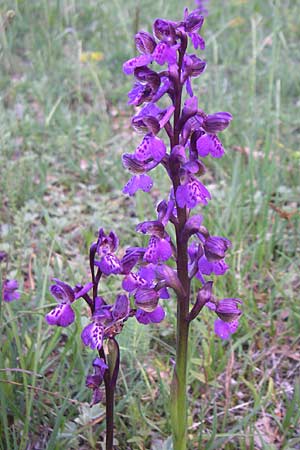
<box><xmin>176</xmin><ymin>176</ymin><xmax>211</xmax><ymax>209</ymax></box>
<box><xmin>196</xmin><ymin>133</ymin><xmax>225</xmax><ymax>158</ymax></box>
<box><xmin>81</xmin><ymin>295</ymin><xmax>130</xmax><ymax>350</ymax></box>
<box><xmin>95</xmin><ymin>253</ymin><xmax>122</xmax><ymax>275</ymax></box>
<box><xmin>144</xmin><ymin>235</ymin><xmax>172</xmax><ymax>263</ymax></box>
<box><xmin>134</xmin><ymin>134</ymin><xmax>166</xmax><ymax>163</ymax></box>
<box><xmin>214</xmin><ymin>318</ymin><xmax>239</xmax><ymax>340</ymax></box>
<box><xmin>122</xmin><ymin>174</ymin><xmax>153</xmax><ymax>196</ymax></box>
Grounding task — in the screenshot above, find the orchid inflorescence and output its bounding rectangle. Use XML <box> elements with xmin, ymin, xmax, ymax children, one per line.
<box><xmin>44</xmin><ymin>1</ymin><xmax>241</xmax><ymax>448</ymax></box>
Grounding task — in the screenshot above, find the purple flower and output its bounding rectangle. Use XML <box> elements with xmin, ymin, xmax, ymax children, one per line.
<box><xmin>152</xmin><ymin>42</ymin><xmax>178</xmax><ymax>66</ymax></box>
<box><xmin>135</xmin><ymin>31</ymin><xmax>156</xmax><ymax>54</ymax></box>
<box><xmin>176</xmin><ymin>177</ymin><xmax>211</xmax><ymax>209</ymax></box>
<box><xmin>45</xmin><ymin>279</ymin><xmax>76</xmax><ymax>327</ymax></box>
<box><xmin>86</xmin><ymin>357</ymin><xmax>108</xmax><ymax>405</ymax></box>
<box><xmin>96</xmin><ymin>229</ymin><xmax>119</xmax><ymax>256</ymax></box>
<box><xmin>196</xmin><ymin>133</ymin><xmax>225</xmax><ymax>158</ymax></box>
<box><xmin>2</xmin><ymin>279</ymin><xmax>20</xmax><ymax>302</ymax></box>
<box><xmin>120</xmin><ymin>247</ymin><xmax>145</xmax><ymax>274</ymax></box>
<box><xmin>136</xmin><ymin>305</ymin><xmax>165</xmax><ymax>324</ymax></box>
<box><xmin>197</xmin><ymin>255</ymin><xmax>229</xmax><ymax>278</ymax></box>
<box><xmin>123</xmin><ymin>54</ymin><xmax>152</xmax><ymax>75</ymax></box>
<box><xmin>95</xmin><ymin>253</ymin><xmax>121</xmax><ymax>275</ymax></box>
<box><xmin>184</xmin><ymin>10</ymin><xmax>205</xmax><ymax>50</ymax></box>
<box><xmin>214</xmin><ymin>318</ymin><xmax>239</xmax><ymax>339</ymax></box>
<box><xmin>81</xmin><ymin>295</ymin><xmax>130</xmax><ymax>350</ymax></box>
<box><xmin>86</xmin><ymin>357</ymin><xmax>108</xmax><ymax>389</ymax></box>
<box><xmin>153</xmin><ymin>18</ymin><xmax>177</xmax><ymax>44</ymax></box>
<box><xmin>204</xmin><ymin>236</ymin><xmax>231</xmax><ymax>261</ymax></box>
<box><xmin>134</xmin><ymin>134</ymin><xmax>166</xmax><ymax>163</ymax></box>
<box><xmin>144</xmin><ymin>235</ymin><xmax>172</xmax><ymax>263</ymax></box>
<box><xmin>202</xmin><ymin>112</ymin><xmax>232</xmax><ymax>134</ymax></box>
<box><xmin>122</xmin><ymin>174</ymin><xmax>153</xmax><ymax>196</ymax></box>
<box><xmin>122</xmin><ymin>272</ymin><xmax>148</xmax><ymax>292</ymax></box>
<box><xmin>128</xmin><ymin>82</ymin><xmax>156</xmax><ymax>106</ymax></box>
<box><xmin>206</xmin><ymin>298</ymin><xmax>242</xmax><ymax>339</ymax></box>
<box><xmin>136</xmin><ymin>220</ymin><xmax>165</xmax><ymax>238</ymax></box>
<box><xmin>134</xmin><ymin>287</ymin><xmax>160</xmax><ymax>312</ymax></box>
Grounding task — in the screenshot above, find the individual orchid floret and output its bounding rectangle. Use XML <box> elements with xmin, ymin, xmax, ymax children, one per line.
<box><xmin>122</xmin><ymin>174</ymin><xmax>153</xmax><ymax>196</ymax></box>
<box><xmin>86</xmin><ymin>357</ymin><xmax>108</xmax><ymax>405</ymax></box>
<box><xmin>202</xmin><ymin>112</ymin><xmax>232</xmax><ymax>134</ymax></box>
<box><xmin>131</xmin><ymin>102</ymin><xmax>162</xmax><ymax>134</ymax></box>
<box><xmin>136</xmin><ymin>220</ymin><xmax>165</xmax><ymax>238</ymax></box>
<box><xmin>134</xmin><ymin>287</ymin><xmax>160</xmax><ymax>312</ymax></box>
<box><xmin>183</xmin><ymin>9</ymin><xmax>205</xmax><ymax>50</ymax></box>
<box><xmin>152</xmin><ymin>42</ymin><xmax>179</xmax><ymax>66</ymax></box>
<box><xmin>204</xmin><ymin>236</ymin><xmax>231</xmax><ymax>261</ymax></box>
<box><xmin>176</xmin><ymin>175</ymin><xmax>211</xmax><ymax>209</ymax></box>
<box><xmin>182</xmin><ymin>54</ymin><xmax>206</xmax><ymax>96</ymax></box>
<box><xmin>197</xmin><ymin>255</ymin><xmax>229</xmax><ymax>279</ymax></box>
<box><xmin>81</xmin><ymin>295</ymin><xmax>130</xmax><ymax>350</ymax></box>
<box><xmin>134</xmin><ymin>134</ymin><xmax>166</xmax><ymax>163</ymax></box>
<box><xmin>46</xmin><ymin>279</ymin><xmax>76</xmax><ymax>327</ymax></box>
<box><xmin>196</xmin><ymin>133</ymin><xmax>225</xmax><ymax>158</ymax></box>
<box><xmin>144</xmin><ymin>235</ymin><xmax>173</xmax><ymax>263</ymax></box>
<box><xmin>153</xmin><ymin>18</ymin><xmax>177</xmax><ymax>44</ymax></box>
<box><xmin>120</xmin><ymin>247</ymin><xmax>145</xmax><ymax>274</ymax></box>
<box><xmin>135</xmin><ymin>31</ymin><xmax>156</xmax><ymax>54</ymax></box>
<box><xmin>206</xmin><ymin>298</ymin><xmax>242</xmax><ymax>339</ymax></box>
<box><xmin>128</xmin><ymin>82</ymin><xmax>158</xmax><ymax>106</ymax></box>
<box><xmin>96</xmin><ymin>229</ymin><xmax>119</xmax><ymax>256</ymax></box>
<box><xmin>136</xmin><ymin>305</ymin><xmax>165</xmax><ymax>324</ymax></box>
<box><xmin>2</xmin><ymin>279</ymin><xmax>20</xmax><ymax>302</ymax></box>
<box><xmin>94</xmin><ymin>231</ymin><xmax>121</xmax><ymax>275</ymax></box>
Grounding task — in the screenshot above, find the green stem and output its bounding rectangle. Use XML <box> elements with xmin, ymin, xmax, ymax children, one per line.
<box><xmin>170</xmin><ymin>33</ymin><xmax>191</xmax><ymax>450</ymax></box>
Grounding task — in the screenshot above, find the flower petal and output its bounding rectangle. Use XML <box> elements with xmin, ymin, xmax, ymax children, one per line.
<box><xmin>136</xmin><ymin>305</ymin><xmax>165</xmax><ymax>324</ymax></box>
<box><xmin>45</xmin><ymin>303</ymin><xmax>75</xmax><ymax>327</ymax></box>
<box><xmin>81</xmin><ymin>322</ymin><xmax>104</xmax><ymax>350</ymax></box>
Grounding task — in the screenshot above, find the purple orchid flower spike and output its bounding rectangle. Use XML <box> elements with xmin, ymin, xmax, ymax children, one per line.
<box><xmin>45</xmin><ymin>0</ymin><xmax>239</xmax><ymax>446</ymax></box>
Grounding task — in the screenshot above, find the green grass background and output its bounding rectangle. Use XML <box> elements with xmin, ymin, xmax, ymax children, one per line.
<box><xmin>0</xmin><ymin>0</ymin><xmax>299</xmax><ymax>448</ymax></box>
